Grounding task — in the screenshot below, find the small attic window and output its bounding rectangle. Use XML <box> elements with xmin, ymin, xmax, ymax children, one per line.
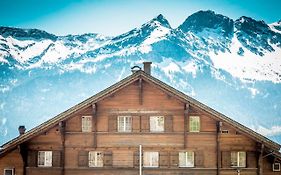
<box><xmin>273</xmin><ymin>163</ymin><xmax>281</xmax><ymax>172</ymax></box>
<box><xmin>221</xmin><ymin>130</ymin><xmax>229</xmax><ymax>134</ymax></box>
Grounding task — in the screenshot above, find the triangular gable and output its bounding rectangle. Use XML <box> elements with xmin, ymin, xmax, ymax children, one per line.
<box><xmin>1</xmin><ymin>70</ymin><xmax>280</xmax><ymax>156</ymax></box>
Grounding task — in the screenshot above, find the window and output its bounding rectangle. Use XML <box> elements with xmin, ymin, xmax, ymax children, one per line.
<box><xmin>189</xmin><ymin>116</ymin><xmax>200</xmax><ymax>132</ymax></box>
<box><xmin>38</xmin><ymin>151</ymin><xmax>52</xmax><ymax>167</ymax></box>
<box><xmin>179</xmin><ymin>151</ymin><xmax>194</xmax><ymax>167</ymax></box>
<box><xmin>118</xmin><ymin>116</ymin><xmax>132</xmax><ymax>132</ymax></box>
<box><xmin>89</xmin><ymin>151</ymin><xmax>103</xmax><ymax>167</ymax></box>
<box><xmin>231</xmin><ymin>151</ymin><xmax>246</xmax><ymax>167</ymax></box>
<box><xmin>221</xmin><ymin>130</ymin><xmax>229</xmax><ymax>134</ymax></box>
<box><xmin>82</xmin><ymin>116</ymin><xmax>92</xmax><ymax>132</ymax></box>
<box><xmin>273</xmin><ymin>163</ymin><xmax>281</xmax><ymax>171</ymax></box>
<box><xmin>143</xmin><ymin>152</ymin><xmax>159</xmax><ymax>167</ymax></box>
<box><xmin>150</xmin><ymin>116</ymin><xmax>164</xmax><ymax>132</ymax></box>
<box><xmin>4</xmin><ymin>168</ymin><xmax>14</xmax><ymax>175</ymax></box>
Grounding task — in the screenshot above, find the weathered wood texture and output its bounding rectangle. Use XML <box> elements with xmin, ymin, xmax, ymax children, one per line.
<box><xmin>1</xmin><ymin>79</ymin><xmax>280</xmax><ymax>175</ymax></box>
<box><xmin>0</xmin><ymin>149</ymin><xmax>24</xmax><ymax>175</ymax></box>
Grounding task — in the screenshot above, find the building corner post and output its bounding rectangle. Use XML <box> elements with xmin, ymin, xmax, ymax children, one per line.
<box><xmin>184</xmin><ymin>103</ymin><xmax>189</xmax><ymax>148</ymax></box>
<box><xmin>258</xmin><ymin>143</ymin><xmax>264</xmax><ymax>175</ymax></box>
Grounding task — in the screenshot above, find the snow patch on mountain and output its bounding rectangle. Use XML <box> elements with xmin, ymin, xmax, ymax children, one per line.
<box><xmin>157</xmin><ymin>58</ymin><xmax>181</xmax><ymax>79</ymax></box>
<box><xmin>209</xmin><ymin>34</ymin><xmax>281</xmax><ymax>83</ymax></box>
<box><xmin>142</xmin><ymin>23</ymin><xmax>171</xmax><ymax>45</ymax></box>
<box><xmin>182</xmin><ymin>60</ymin><xmax>198</xmax><ymax>78</ymax></box>
<box><xmin>269</xmin><ymin>21</ymin><xmax>281</xmax><ymax>34</ymax></box>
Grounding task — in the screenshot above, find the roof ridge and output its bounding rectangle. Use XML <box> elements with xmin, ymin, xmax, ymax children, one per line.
<box><xmin>1</xmin><ymin>70</ymin><xmax>280</xmax><ymax>155</ymax></box>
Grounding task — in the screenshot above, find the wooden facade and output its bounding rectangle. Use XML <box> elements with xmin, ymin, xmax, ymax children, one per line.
<box><xmin>1</xmin><ymin>68</ymin><xmax>281</xmax><ymax>175</ymax></box>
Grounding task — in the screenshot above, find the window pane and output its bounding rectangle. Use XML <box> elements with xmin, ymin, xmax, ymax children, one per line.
<box><xmin>179</xmin><ymin>152</ymin><xmax>194</xmax><ymax>167</ymax></box>
<box><xmin>118</xmin><ymin>116</ymin><xmax>131</xmax><ymax>132</ymax></box>
<box><xmin>96</xmin><ymin>152</ymin><xmax>103</xmax><ymax>167</ymax></box>
<box><xmin>143</xmin><ymin>152</ymin><xmax>150</xmax><ymax>167</ymax></box>
<box><xmin>4</xmin><ymin>169</ymin><xmax>13</xmax><ymax>175</ymax></box>
<box><xmin>151</xmin><ymin>152</ymin><xmax>159</xmax><ymax>167</ymax></box>
<box><xmin>231</xmin><ymin>152</ymin><xmax>238</xmax><ymax>167</ymax></box>
<box><xmin>125</xmin><ymin>117</ymin><xmax>132</xmax><ymax>131</ymax></box>
<box><xmin>82</xmin><ymin>116</ymin><xmax>92</xmax><ymax>132</ymax></box>
<box><xmin>118</xmin><ymin>117</ymin><xmax>125</xmax><ymax>132</ymax></box>
<box><xmin>143</xmin><ymin>152</ymin><xmax>159</xmax><ymax>167</ymax></box>
<box><xmin>238</xmin><ymin>152</ymin><xmax>246</xmax><ymax>167</ymax></box>
<box><xmin>89</xmin><ymin>151</ymin><xmax>103</xmax><ymax>167</ymax></box>
<box><xmin>38</xmin><ymin>151</ymin><xmax>52</xmax><ymax>167</ymax></box>
<box><xmin>179</xmin><ymin>152</ymin><xmax>186</xmax><ymax>167</ymax></box>
<box><xmin>190</xmin><ymin>116</ymin><xmax>200</xmax><ymax>132</ymax></box>
<box><xmin>89</xmin><ymin>151</ymin><xmax>95</xmax><ymax>167</ymax></box>
<box><xmin>186</xmin><ymin>152</ymin><xmax>194</xmax><ymax>167</ymax></box>
<box><xmin>150</xmin><ymin>116</ymin><xmax>164</xmax><ymax>132</ymax></box>
<box><xmin>38</xmin><ymin>151</ymin><xmax>45</xmax><ymax>166</ymax></box>
<box><xmin>45</xmin><ymin>151</ymin><xmax>52</xmax><ymax>167</ymax></box>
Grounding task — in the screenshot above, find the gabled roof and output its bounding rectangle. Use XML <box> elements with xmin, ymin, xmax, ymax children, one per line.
<box><xmin>1</xmin><ymin>70</ymin><xmax>280</xmax><ymax>157</ymax></box>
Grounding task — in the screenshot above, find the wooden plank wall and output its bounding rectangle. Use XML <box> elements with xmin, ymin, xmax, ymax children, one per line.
<box><xmin>0</xmin><ymin>79</ymin><xmax>280</xmax><ymax>175</ymax></box>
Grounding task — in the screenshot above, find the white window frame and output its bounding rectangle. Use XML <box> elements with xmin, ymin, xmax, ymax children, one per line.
<box><xmin>82</xmin><ymin>116</ymin><xmax>92</xmax><ymax>132</ymax></box>
<box><xmin>117</xmin><ymin>116</ymin><xmax>132</xmax><ymax>132</ymax></box>
<box><xmin>231</xmin><ymin>151</ymin><xmax>246</xmax><ymax>167</ymax></box>
<box><xmin>89</xmin><ymin>151</ymin><xmax>103</xmax><ymax>167</ymax></box>
<box><xmin>179</xmin><ymin>151</ymin><xmax>194</xmax><ymax>167</ymax></box>
<box><xmin>38</xmin><ymin>151</ymin><xmax>52</xmax><ymax>167</ymax></box>
<box><xmin>143</xmin><ymin>151</ymin><xmax>159</xmax><ymax>167</ymax></box>
<box><xmin>273</xmin><ymin>163</ymin><xmax>281</xmax><ymax>172</ymax></box>
<box><xmin>150</xmin><ymin>116</ymin><xmax>164</xmax><ymax>132</ymax></box>
<box><xmin>4</xmin><ymin>168</ymin><xmax>14</xmax><ymax>175</ymax></box>
<box><xmin>189</xmin><ymin>116</ymin><xmax>200</xmax><ymax>132</ymax></box>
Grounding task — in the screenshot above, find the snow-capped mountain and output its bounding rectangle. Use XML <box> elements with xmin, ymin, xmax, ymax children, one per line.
<box><xmin>1</xmin><ymin>10</ymin><xmax>281</xmax><ymax>145</ymax></box>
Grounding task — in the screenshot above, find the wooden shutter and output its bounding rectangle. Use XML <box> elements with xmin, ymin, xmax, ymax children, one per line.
<box><xmin>133</xmin><ymin>151</ymin><xmax>140</xmax><ymax>167</ymax></box>
<box><xmin>160</xmin><ymin>152</ymin><xmax>169</xmax><ymax>167</ymax></box>
<box><xmin>164</xmin><ymin>115</ymin><xmax>173</xmax><ymax>132</ymax></box>
<box><xmin>247</xmin><ymin>151</ymin><xmax>257</xmax><ymax>168</ymax></box>
<box><xmin>221</xmin><ymin>151</ymin><xmax>231</xmax><ymax>168</ymax></box>
<box><xmin>141</xmin><ymin>116</ymin><xmax>150</xmax><ymax>132</ymax></box>
<box><xmin>170</xmin><ymin>151</ymin><xmax>178</xmax><ymax>167</ymax></box>
<box><xmin>108</xmin><ymin>116</ymin><xmax>117</xmax><ymax>132</ymax></box>
<box><xmin>52</xmin><ymin>151</ymin><xmax>61</xmax><ymax>167</ymax></box>
<box><xmin>195</xmin><ymin>150</ymin><xmax>204</xmax><ymax>167</ymax></box>
<box><xmin>78</xmin><ymin>150</ymin><xmax>88</xmax><ymax>167</ymax></box>
<box><xmin>132</xmin><ymin>116</ymin><xmax>140</xmax><ymax>132</ymax></box>
<box><xmin>27</xmin><ymin>150</ymin><xmax>37</xmax><ymax>167</ymax></box>
<box><xmin>103</xmin><ymin>151</ymin><xmax>113</xmax><ymax>167</ymax></box>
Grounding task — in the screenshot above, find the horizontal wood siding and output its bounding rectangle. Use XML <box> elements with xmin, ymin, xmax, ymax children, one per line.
<box><xmin>1</xmin><ymin>79</ymin><xmax>279</xmax><ymax>175</ymax></box>
<box><xmin>0</xmin><ymin>149</ymin><xmax>24</xmax><ymax>175</ymax></box>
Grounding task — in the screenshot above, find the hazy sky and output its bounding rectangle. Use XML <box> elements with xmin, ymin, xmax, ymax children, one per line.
<box><xmin>0</xmin><ymin>0</ymin><xmax>280</xmax><ymax>36</ymax></box>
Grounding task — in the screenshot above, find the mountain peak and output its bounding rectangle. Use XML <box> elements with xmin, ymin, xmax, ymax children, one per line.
<box><xmin>149</xmin><ymin>14</ymin><xmax>171</xmax><ymax>28</ymax></box>
<box><xmin>178</xmin><ymin>10</ymin><xmax>234</xmax><ymax>36</ymax></box>
<box><xmin>235</xmin><ymin>16</ymin><xmax>269</xmax><ymax>31</ymax></box>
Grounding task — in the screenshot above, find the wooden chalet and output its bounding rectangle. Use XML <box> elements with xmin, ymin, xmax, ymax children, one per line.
<box><xmin>0</xmin><ymin>62</ymin><xmax>281</xmax><ymax>175</ymax></box>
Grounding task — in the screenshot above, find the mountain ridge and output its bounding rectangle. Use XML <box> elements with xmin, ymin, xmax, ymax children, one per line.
<box><xmin>1</xmin><ymin>10</ymin><xmax>281</xmax><ymax>145</ymax></box>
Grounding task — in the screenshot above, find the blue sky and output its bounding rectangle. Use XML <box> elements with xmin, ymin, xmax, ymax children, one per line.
<box><xmin>0</xmin><ymin>0</ymin><xmax>280</xmax><ymax>36</ymax></box>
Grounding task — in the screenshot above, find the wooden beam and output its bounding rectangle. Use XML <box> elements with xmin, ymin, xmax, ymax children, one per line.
<box><xmin>184</xmin><ymin>104</ymin><xmax>189</xmax><ymax>148</ymax></box>
<box><xmin>258</xmin><ymin>143</ymin><xmax>264</xmax><ymax>175</ymax></box>
<box><xmin>139</xmin><ymin>78</ymin><xmax>143</xmax><ymax>105</ymax></box>
<box><xmin>216</xmin><ymin>121</ymin><xmax>222</xmax><ymax>175</ymax></box>
<box><xmin>18</xmin><ymin>144</ymin><xmax>28</xmax><ymax>175</ymax></box>
<box><xmin>92</xmin><ymin>103</ymin><xmax>97</xmax><ymax>148</ymax></box>
<box><xmin>139</xmin><ymin>116</ymin><xmax>142</xmax><ymax>132</ymax></box>
<box><xmin>59</xmin><ymin>121</ymin><xmax>65</xmax><ymax>175</ymax></box>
